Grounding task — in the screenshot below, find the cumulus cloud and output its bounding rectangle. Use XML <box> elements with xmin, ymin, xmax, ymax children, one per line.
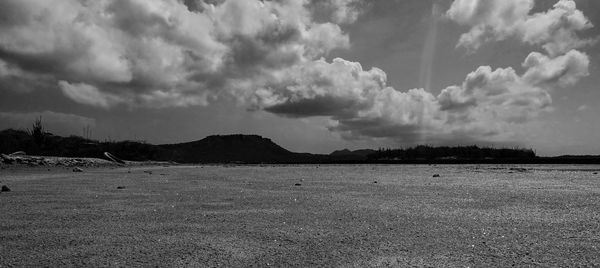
<box><xmin>0</xmin><ymin>0</ymin><xmax>348</xmax><ymax>107</ymax></box>
<box><xmin>522</xmin><ymin>49</ymin><xmax>590</xmax><ymax>86</ymax></box>
<box><xmin>438</xmin><ymin>66</ymin><xmax>552</xmax><ymax>137</ymax></box>
<box><xmin>0</xmin><ymin>0</ymin><xmax>594</xmax><ymax>145</ymax></box>
<box><xmin>248</xmin><ymin>58</ymin><xmax>443</xmax><ymax>142</ymax></box>
<box><xmin>432</xmin><ymin>46</ymin><xmax>587</xmax><ymax>140</ymax></box>
<box><xmin>447</xmin><ymin>0</ymin><xmax>595</xmax><ymax>55</ymax></box>
<box><xmin>250</xmin><ymin>52</ymin><xmax>584</xmax><ymax>142</ymax></box>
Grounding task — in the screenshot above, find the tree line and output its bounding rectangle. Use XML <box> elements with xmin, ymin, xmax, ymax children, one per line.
<box><xmin>367</xmin><ymin>145</ymin><xmax>536</xmax><ymax>161</ymax></box>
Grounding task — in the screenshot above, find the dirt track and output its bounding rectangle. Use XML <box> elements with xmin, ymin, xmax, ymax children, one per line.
<box><xmin>1</xmin><ymin>165</ymin><xmax>600</xmax><ymax>267</ymax></box>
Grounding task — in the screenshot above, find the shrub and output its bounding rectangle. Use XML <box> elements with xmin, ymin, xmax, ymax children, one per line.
<box><xmin>29</xmin><ymin>116</ymin><xmax>46</xmax><ymax>147</ymax></box>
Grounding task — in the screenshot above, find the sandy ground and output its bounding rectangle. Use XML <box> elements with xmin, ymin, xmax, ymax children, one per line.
<box><xmin>1</xmin><ymin>164</ymin><xmax>600</xmax><ymax>267</ymax></box>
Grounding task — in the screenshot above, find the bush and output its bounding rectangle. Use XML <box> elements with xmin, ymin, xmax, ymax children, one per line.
<box><xmin>29</xmin><ymin>116</ymin><xmax>46</xmax><ymax>147</ymax></box>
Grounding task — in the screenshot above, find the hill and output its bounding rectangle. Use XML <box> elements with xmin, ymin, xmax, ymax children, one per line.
<box><xmin>330</xmin><ymin>149</ymin><xmax>377</xmax><ymax>161</ymax></box>
<box><xmin>0</xmin><ymin>130</ymin><xmax>320</xmax><ymax>164</ymax></box>
<box><xmin>4</xmin><ymin>128</ymin><xmax>600</xmax><ymax>164</ymax></box>
<box><xmin>158</xmin><ymin>134</ymin><xmax>311</xmax><ymax>163</ymax></box>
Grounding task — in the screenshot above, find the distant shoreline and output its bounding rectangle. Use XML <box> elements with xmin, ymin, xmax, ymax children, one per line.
<box><xmin>2</xmin><ymin>129</ymin><xmax>600</xmax><ymax>165</ymax></box>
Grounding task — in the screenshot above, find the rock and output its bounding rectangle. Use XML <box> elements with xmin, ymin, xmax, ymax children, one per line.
<box><xmin>117</xmin><ymin>186</ymin><xmax>125</xmax><ymax>189</ymax></box>
<box><xmin>593</xmin><ymin>172</ymin><xmax>598</xmax><ymax>175</ymax></box>
<box><xmin>294</xmin><ymin>183</ymin><xmax>302</xmax><ymax>186</ymax></box>
<box><xmin>432</xmin><ymin>174</ymin><xmax>440</xmax><ymax>178</ymax></box>
<box><xmin>1</xmin><ymin>185</ymin><xmax>11</xmax><ymax>192</ymax></box>
<box><xmin>373</xmin><ymin>181</ymin><xmax>378</xmax><ymax>184</ymax></box>
<box><xmin>509</xmin><ymin>167</ymin><xmax>528</xmax><ymax>172</ymax></box>
<box><xmin>72</xmin><ymin>167</ymin><xmax>84</xmax><ymax>172</ymax></box>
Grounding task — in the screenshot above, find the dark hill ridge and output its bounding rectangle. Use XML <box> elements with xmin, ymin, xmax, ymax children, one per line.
<box><xmin>330</xmin><ymin>148</ymin><xmax>377</xmax><ymax>161</ymax></box>
<box><xmin>3</xmin><ymin>128</ymin><xmax>599</xmax><ymax>164</ymax></box>
<box><xmin>158</xmin><ymin>134</ymin><xmax>303</xmax><ymax>163</ymax></box>
<box><xmin>0</xmin><ymin>130</ymin><xmax>321</xmax><ymax>163</ymax></box>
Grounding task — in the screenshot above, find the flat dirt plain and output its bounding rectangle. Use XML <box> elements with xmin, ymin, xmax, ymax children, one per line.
<box><xmin>1</xmin><ymin>164</ymin><xmax>600</xmax><ymax>267</ymax></box>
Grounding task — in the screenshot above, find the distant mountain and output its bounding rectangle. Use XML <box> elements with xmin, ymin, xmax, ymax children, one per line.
<box><xmin>329</xmin><ymin>149</ymin><xmax>377</xmax><ymax>161</ymax></box>
<box><xmin>158</xmin><ymin>134</ymin><xmax>311</xmax><ymax>163</ymax></box>
<box><xmin>0</xmin><ymin>130</ymin><xmax>320</xmax><ymax>163</ymax></box>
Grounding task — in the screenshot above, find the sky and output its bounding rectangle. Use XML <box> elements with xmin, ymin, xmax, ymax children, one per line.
<box><xmin>0</xmin><ymin>0</ymin><xmax>599</xmax><ymax>156</ymax></box>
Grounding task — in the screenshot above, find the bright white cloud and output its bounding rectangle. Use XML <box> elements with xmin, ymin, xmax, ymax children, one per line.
<box><xmin>447</xmin><ymin>0</ymin><xmax>594</xmax><ymax>55</ymax></box>
<box><xmin>438</xmin><ymin>66</ymin><xmax>553</xmax><ymax>139</ymax></box>
<box><xmin>436</xmin><ymin>0</ymin><xmax>593</xmax><ymax>142</ymax></box>
<box><xmin>522</xmin><ymin>49</ymin><xmax>590</xmax><ymax>87</ymax></box>
<box><xmin>0</xmin><ymin>0</ymin><xmax>349</xmax><ymax>107</ymax></box>
<box><xmin>0</xmin><ymin>0</ymin><xmax>594</xmax><ymax>145</ymax></box>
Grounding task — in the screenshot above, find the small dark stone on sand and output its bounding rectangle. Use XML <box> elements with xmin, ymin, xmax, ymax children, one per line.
<box><xmin>117</xmin><ymin>186</ymin><xmax>125</xmax><ymax>189</ymax></box>
<box><xmin>432</xmin><ymin>174</ymin><xmax>440</xmax><ymax>178</ymax></box>
<box><xmin>1</xmin><ymin>185</ymin><xmax>11</xmax><ymax>192</ymax></box>
<box><xmin>294</xmin><ymin>183</ymin><xmax>302</xmax><ymax>186</ymax></box>
<box><xmin>509</xmin><ymin>167</ymin><xmax>528</xmax><ymax>172</ymax></box>
<box><xmin>373</xmin><ymin>181</ymin><xmax>378</xmax><ymax>184</ymax></box>
<box><xmin>593</xmin><ymin>172</ymin><xmax>598</xmax><ymax>175</ymax></box>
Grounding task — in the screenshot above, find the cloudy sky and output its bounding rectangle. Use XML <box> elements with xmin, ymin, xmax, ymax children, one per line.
<box><xmin>0</xmin><ymin>0</ymin><xmax>598</xmax><ymax>156</ymax></box>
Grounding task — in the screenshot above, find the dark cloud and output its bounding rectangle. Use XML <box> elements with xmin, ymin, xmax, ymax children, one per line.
<box><xmin>265</xmin><ymin>95</ymin><xmax>361</xmax><ymax>118</ymax></box>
